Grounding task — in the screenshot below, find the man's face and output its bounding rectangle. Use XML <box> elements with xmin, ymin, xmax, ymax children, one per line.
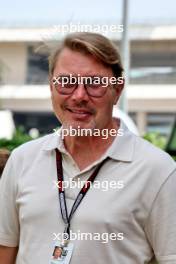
<box><xmin>50</xmin><ymin>48</ymin><xmax>123</xmax><ymax>131</ymax></box>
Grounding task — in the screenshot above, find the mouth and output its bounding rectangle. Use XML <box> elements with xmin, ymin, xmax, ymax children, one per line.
<box><xmin>66</xmin><ymin>107</ymin><xmax>93</xmax><ymax>119</ymax></box>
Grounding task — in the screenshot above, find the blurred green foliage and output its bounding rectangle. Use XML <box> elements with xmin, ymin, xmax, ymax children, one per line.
<box><xmin>143</xmin><ymin>131</ymin><xmax>176</xmax><ymax>161</ymax></box>
<box><xmin>143</xmin><ymin>132</ymin><xmax>167</xmax><ymax>150</ymax></box>
<box><xmin>0</xmin><ymin>127</ymin><xmax>33</xmax><ymax>151</ymax></box>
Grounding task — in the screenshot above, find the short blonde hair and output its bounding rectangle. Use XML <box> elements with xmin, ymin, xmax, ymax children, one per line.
<box><xmin>48</xmin><ymin>32</ymin><xmax>123</xmax><ymax>78</ymax></box>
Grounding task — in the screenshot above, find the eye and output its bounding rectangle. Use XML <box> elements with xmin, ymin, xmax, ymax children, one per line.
<box><xmin>52</xmin><ymin>76</ymin><xmax>60</xmax><ymax>85</ymax></box>
<box><xmin>61</xmin><ymin>76</ymin><xmax>69</xmax><ymax>83</ymax></box>
<box><xmin>86</xmin><ymin>77</ymin><xmax>102</xmax><ymax>88</ymax></box>
<box><xmin>63</xmin><ymin>83</ymin><xmax>76</xmax><ymax>89</ymax></box>
<box><xmin>60</xmin><ymin>76</ymin><xmax>77</xmax><ymax>88</ymax></box>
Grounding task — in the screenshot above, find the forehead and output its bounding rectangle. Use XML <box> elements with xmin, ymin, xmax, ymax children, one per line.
<box><xmin>55</xmin><ymin>248</ymin><xmax>61</xmax><ymax>252</ymax></box>
<box><xmin>53</xmin><ymin>48</ymin><xmax>113</xmax><ymax>77</ymax></box>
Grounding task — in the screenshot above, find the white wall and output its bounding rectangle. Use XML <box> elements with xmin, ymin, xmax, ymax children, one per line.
<box><xmin>0</xmin><ymin>42</ymin><xmax>27</xmax><ymax>85</ymax></box>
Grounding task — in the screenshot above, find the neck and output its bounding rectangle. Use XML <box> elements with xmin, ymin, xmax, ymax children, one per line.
<box><xmin>63</xmin><ymin>119</ymin><xmax>119</xmax><ymax>170</ymax></box>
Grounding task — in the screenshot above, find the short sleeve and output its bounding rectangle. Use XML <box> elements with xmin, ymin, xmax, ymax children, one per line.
<box><xmin>0</xmin><ymin>152</ymin><xmax>20</xmax><ymax>246</ymax></box>
<box><xmin>145</xmin><ymin>168</ymin><xmax>176</xmax><ymax>263</ymax></box>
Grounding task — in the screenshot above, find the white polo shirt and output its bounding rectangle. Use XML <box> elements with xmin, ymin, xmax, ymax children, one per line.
<box><xmin>0</xmin><ymin>120</ymin><xmax>176</xmax><ymax>264</ymax></box>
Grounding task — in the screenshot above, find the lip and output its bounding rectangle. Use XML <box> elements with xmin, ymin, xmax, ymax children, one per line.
<box><xmin>66</xmin><ymin>107</ymin><xmax>93</xmax><ymax>119</ymax></box>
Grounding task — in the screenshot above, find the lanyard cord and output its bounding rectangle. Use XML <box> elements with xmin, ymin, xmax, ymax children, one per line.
<box><xmin>55</xmin><ymin>148</ymin><xmax>109</xmax><ymax>238</ymax></box>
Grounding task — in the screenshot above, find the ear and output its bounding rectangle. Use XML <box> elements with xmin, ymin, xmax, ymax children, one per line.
<box><xmin>113</xmin><ymin>77</ymin><xmax>125</xmax><ymax>105</ymax></box>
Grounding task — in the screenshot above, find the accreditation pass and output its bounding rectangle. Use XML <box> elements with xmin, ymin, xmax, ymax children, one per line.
<box><xmin>49</xmin><ymin>240</ymin><xmax>74</xmax><ymax>264</ymax></box>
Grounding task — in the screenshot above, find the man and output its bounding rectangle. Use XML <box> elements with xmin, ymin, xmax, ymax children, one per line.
<box><xmin>0</xmin><ymin>32</ymin><xmax>176</xmax><ymax>264</ymax></box>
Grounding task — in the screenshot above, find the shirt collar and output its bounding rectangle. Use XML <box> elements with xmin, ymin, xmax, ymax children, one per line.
<box><xmin>42</xmin><ymin>120</ymin><xmax>136</xmax><ymax>162</ymax></box>
<box><xmin>105</xmin><ymin>120</ymin><xmax>136</xmax><ymax>162</ymax></box>
<box><xmin>42</xmin><ymin>128</ymin><xmax>67</xmax><ymax>153</ymax></box>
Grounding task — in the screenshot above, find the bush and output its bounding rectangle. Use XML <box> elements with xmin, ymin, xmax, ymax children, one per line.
<box><xmin>143</xmin><ymin>132</ymin><xmax>167</xmax><ymax>150</ymax></box>
<box><xmin>0</xmin><ymin>127</ymin><xmax>33</xmax><ymax>151</ymax></box>
<box><xmin>0</xmin><ymin>127</ymin><xmax>35</xmax><ymax>176</ymax></box>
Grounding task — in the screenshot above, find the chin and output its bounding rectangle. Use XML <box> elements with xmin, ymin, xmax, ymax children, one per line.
<box><xmin>62</xmin><ymin>120</ymin><xmax>96</xmax><ymax>131</ymax></box>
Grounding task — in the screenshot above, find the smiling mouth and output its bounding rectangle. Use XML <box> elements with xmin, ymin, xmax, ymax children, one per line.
<box><xmin>67</xmin><ymin>108</ymin><xmax>92</xmax><ymax>114</ymax></box>
<box><xmin>66</xmin><ymin>108</ymin><xmax>93</xmax><ymax>118</ymax></box>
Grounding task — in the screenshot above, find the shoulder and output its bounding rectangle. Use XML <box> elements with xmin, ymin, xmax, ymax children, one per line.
<box><xmin>132</xmin><ymin>133</ymin><xmax>176</xmax><ymax>181</ymax></box>
<box><xmin>134</xmin><ymin>134</ymin><xmax>174</xmax><ymax>165</ymax></box>
<box><xmin>127</xmin><ymin>133</ymin><xmax>176</xmax><ymax>216</ymax></box>
<box><xmin>10</xmin><ymin>133</ymin><xmax>56</xmax><ymax>162</ymax></box>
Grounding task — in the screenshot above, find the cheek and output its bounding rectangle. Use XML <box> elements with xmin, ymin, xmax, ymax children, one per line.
<box><xmin>96</xmin><ymin>96</ymin><xmax>114</xmax><ymax>115</ymax></box>
<box><xmin>51</xmin><ymin>91</ymin><xmax>63</xmax><ymax>110</ymax></box>
<box><xmin>93</xmin><ymin>101</ymin><xmax>112</xmax><ymax>126</ymax></box>
<box><xmin>51</xmin><ymin>94</ymin><xmax>65</xmax><ymax>120</ymax></box>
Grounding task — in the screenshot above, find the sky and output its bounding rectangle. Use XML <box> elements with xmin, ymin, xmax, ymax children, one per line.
<box><xmin>0</xmin><ymin>0</ymin><xmax>176</xmax><ymax>27</ymax></box>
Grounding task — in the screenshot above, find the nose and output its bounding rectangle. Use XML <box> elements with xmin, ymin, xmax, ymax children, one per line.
<box><xmin>71</xmin><ymin>83</ymin><xmax>89</xmax><ymax>102</ymax></box>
